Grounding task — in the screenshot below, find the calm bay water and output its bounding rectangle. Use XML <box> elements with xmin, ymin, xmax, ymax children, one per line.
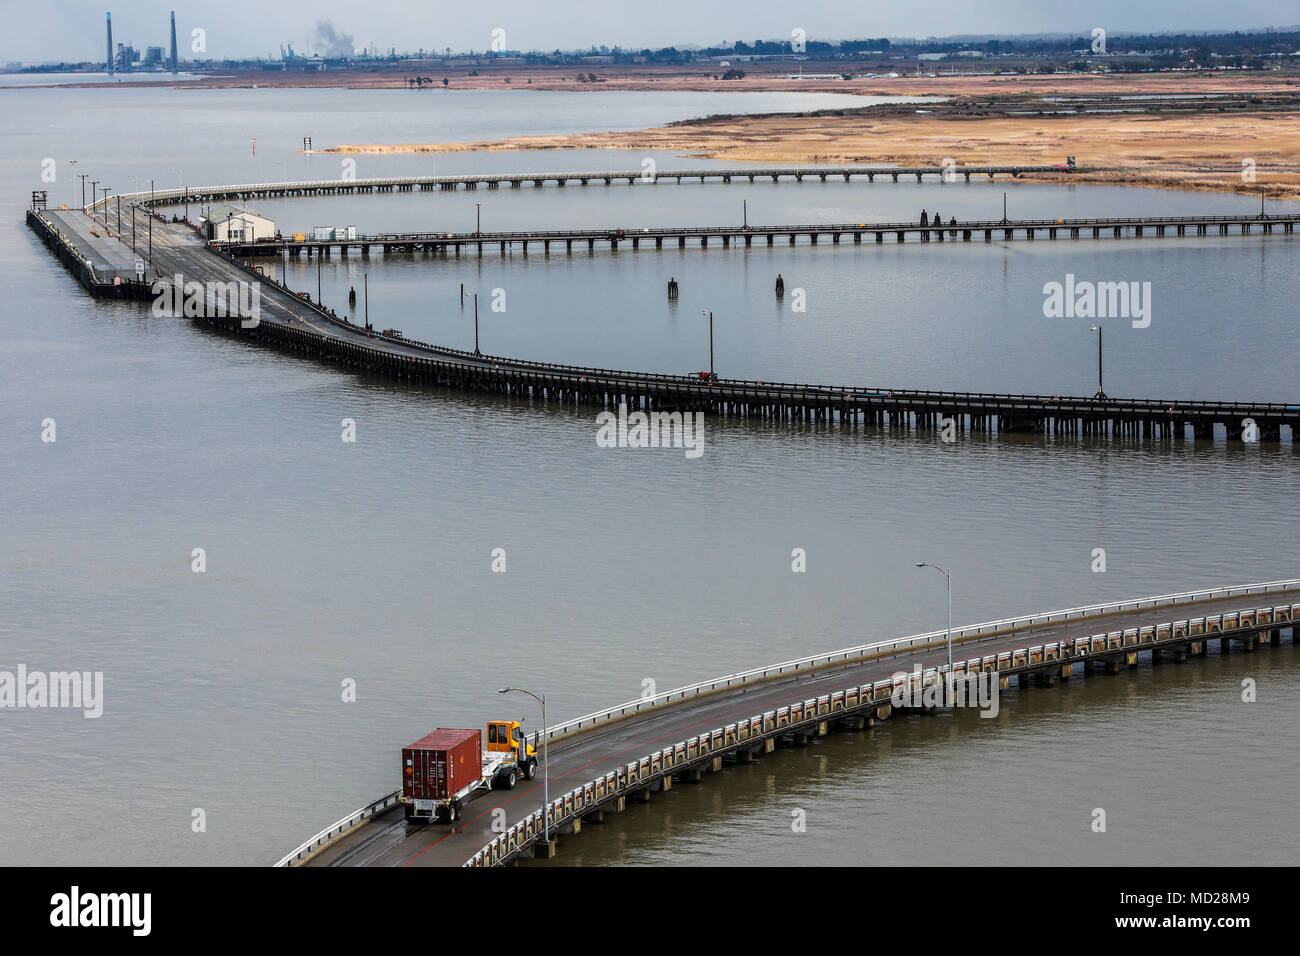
<box><xmin>0</xmin><ymin>87</ymin><xmax>1296</xmax><ymax>867</ymax></box>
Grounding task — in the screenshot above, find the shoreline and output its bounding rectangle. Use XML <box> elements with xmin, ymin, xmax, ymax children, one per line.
<box><xmin>323</xmin><ymin>104</ymin><xmax>1300</xmax><ymax>200</ymax></box>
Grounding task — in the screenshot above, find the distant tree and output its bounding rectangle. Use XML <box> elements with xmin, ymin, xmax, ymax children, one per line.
<box><xmin>442</xmin><ymin>77</ymin><xmax>449</xmax><ymax>86</ymax></box>
<box><xmin>721</xmin><ymin>68</ymin><xmax>746</xmax><ymax>80</ymax></box>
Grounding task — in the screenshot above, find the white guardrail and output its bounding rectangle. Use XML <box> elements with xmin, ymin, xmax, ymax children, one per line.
<box><xmin>538</xmin><ymin>577</ymin><xmax>1300</xmax><ymax>742</ymax></box>
<box><xmin>467</xmin><ymin>583</ymin><xmax>1300</xmax><ymax>867</ymax></box>
<box><xmin>273</xmin><ymin>790</ymin><xmax>402</xmax><ymax>868</ymax></box>
<box><xmin>274</xmin><ymin>577</ymin><xmax>1300</xmax><ymax>867</ymax></box>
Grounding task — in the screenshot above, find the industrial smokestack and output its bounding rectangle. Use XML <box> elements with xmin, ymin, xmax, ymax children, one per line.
<box><xmin>169</xmin><ymin>11</ymin><xmax>178</xmax><ymax>73</ymax></box>
<box><xmin>106</xmin><ymin>12</ymin><xmax>114</xmax><ymax>75</ymax></box>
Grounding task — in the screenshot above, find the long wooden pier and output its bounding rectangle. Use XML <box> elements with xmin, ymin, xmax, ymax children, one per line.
<box><xmin>195</xmin><ymin>243</ymin><xmax>1296</xmax><ymax>443</ymax></box>
<box><xmin>218</xmin><ymin>211</ymin><xmax>1300</xmax><ymax>259</ymax></box>
<box><xmin>123</xmin><ymin>164</ymin><xmax>1099</xmax><ymax>209</ymax></box>
<box><xmin>27</xmin><ymin>207</ymin><xmax>1298</xmax><ymax>443</ymax></box>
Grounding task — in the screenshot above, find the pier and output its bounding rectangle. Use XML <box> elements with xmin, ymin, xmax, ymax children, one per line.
<box><xmin>216</xmin><ymin>211</ymin><xmax>1300</xmax><ymax>259</ymax></box>
<box><xmin>27</xmin><ymin>207</ymin><xmax>1300</xmax><ymax>443</ymax></box>
<box><xmin>126</xmin><ymin>164</ymin><xmax>1100</xmax><ymax>209</ymax></box>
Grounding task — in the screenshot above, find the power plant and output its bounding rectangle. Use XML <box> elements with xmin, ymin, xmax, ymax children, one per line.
<box><xmin>103</xmin><ymin>10</ymin><xmax>181</xmax><ymax>73</ymax></box>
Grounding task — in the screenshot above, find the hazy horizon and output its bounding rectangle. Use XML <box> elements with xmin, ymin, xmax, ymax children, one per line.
<box><xmin>7</xmin><ymin>1</ymin><xmax>1300</xmax><ymax>65</ymax></box>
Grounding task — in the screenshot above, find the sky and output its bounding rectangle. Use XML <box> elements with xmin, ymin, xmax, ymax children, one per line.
<box><xmin>5</xmin><ymin>0</ymin><xmax>1299</xmax><ymax>64</ymax></box>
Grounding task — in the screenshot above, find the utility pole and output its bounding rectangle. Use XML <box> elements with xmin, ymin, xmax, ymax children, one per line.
<box><xmin>90</xmin><ymin>180</ymin><xmax>98</xmax><ymax>220</ymax></box>
<box><xmin>1090</xmin><ymin>325</ymin><xmax>1107</xmax><ymax>399</ymax></box>
<box><xmin>702</xmin><ymin>310</ymin><xmax>714</xmax><ymax>378</ymax></box>
<box><xmin>916</xmin><ymin>563</ymin><xmax>953</xmax><ymax>705</ymax></box>
<box><xmin>475</xmin><ymin>202</ymin><xmax>481</xmax><ymax>236</ymax></box>
<box><xmin>498</xmin><ymin>687</ymin><xmax>549</xmax><ymax>847</ymax></box>
<box><xmin>78</xmin><ymin>173</ymin><xmax>88</xmax><ymax>212</ymax></box>
<box><xmin>474</xmin><ymin>293</ymin><xmax>480</xmax><ymax>354</ymax></box>
<box><xmin>364</xmin><ymin>273</ymin><xmax>369</xmax><ymax>332</ymax></box>
<box><xmin>317</xmin><ymin>255</ymin><xmax>321</xmax><ymax>304</ymax></box>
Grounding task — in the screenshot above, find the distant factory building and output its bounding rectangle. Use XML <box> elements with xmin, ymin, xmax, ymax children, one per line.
<box><xmin>203</xmin><ymin>204</ymin><xmax>275</xmax><ymax>242</ymax></box>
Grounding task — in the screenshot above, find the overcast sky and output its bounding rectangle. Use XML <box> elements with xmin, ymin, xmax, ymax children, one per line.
<box><xmin>7</xmin><ymin>0</ymin><xmax>1298</xmax><ymax>63</ymax></box>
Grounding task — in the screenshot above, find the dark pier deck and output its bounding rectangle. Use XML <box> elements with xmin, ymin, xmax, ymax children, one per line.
<box><xmin>31</xmin><ymin>205</ymin><xmax>1299</xmax><ymax>445</ymax></box>
<box><xmin>220</xmin><ymin>211</ymin><xmax>1300</xmax><ymax>259</ymax></box>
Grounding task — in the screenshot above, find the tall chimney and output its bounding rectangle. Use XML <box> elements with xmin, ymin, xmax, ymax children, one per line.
<box><xmin>169</xmin><ymin>11</ymin><xmax>178</xmax><ymax>73</ymax></box>
<box><xmin>106</xmin><ymin>12</ymin><xmax>114</xmax><ymax>75</ymax></box>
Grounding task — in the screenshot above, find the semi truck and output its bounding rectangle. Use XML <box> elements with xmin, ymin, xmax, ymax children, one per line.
<box><xmin>401</xmin><ymin>721</ymin><xmax>539</xmax><ymax>824</ymax></box>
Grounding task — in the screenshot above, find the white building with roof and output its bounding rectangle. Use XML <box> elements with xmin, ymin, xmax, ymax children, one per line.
<box><xmin>203</xmin><ymin>204</ymin><xmax>275</xmax><ymax>242</ymax></box>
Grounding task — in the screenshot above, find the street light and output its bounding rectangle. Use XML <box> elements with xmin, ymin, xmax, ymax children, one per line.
<box><xmin>68</xmin><ymin>160</ymin><xmax>77</xmax><ymax>208</ymax></box>
<box><xmin>498</xmin><ymin>686</ymin><xmax>549</xmax><ymax>846</ymax></box>
<box><xmin>1089</xmin><ymin>325</ymin><xmax>1107</xmax><ymax>399</ymax></box>
<box><xmin>474</xmin><ymin>201</ymin><xmax>481</xmax><ymax>236</ymax></box>
<box><xmin>915</xmin><ymin>562</ymin><xmax>953</xmax><ymax>706</ymax></box>
<box><xmin>701</xmin><ymin>310</ymin><xmax>714</xmax><ymax>380</ymax></box>
<box><xmin>174</xmin><ymin>169</ymin><xmax>187</xmax><ymax>220</ymax></box>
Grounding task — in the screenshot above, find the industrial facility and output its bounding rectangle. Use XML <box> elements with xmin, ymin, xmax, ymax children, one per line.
<box><xmin>105</xmin><ymin>10</ymin><xmax>179</xmax><ymax>74</ymax></box>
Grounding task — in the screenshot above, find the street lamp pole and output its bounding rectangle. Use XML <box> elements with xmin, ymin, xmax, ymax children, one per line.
<box><xmin>474</xmin><ymin>293</ymin><xmax>480</xmax><ymax>354</ymax></box>
<box><xmin>1089</xmin><ymin>325</ymin><xmax>1106</xmax><ymax>399</ymax></box>
<box><xmin>915</xmin><ymin>562</ymin><xmax>953</xmax><ymax>705</ymax></box>
<box><xmin>475</xmin><ymin>202</ymin><xmax>481</xmax><ymax>236</ymax></box>
<box><xmin>498</xmin><ymin>686</ymin><xmax>549</xmax><ymax>846</ymax></box>
<box><xmin>701</xmin><ymin>310</ymin><xmax>714</xmax><ymax>379</ymax></box>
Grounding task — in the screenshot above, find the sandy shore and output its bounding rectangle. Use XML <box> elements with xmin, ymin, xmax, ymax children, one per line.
<box><xmin>328</xmin><ymin>105</ymin><xmax>1300</xmax><ymax>199</ymax></box>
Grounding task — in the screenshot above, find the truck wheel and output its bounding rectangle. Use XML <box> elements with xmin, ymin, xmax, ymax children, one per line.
<box><xmin>404</xmin><ymin>807</ymin><xmax>418</xmax><ymax>823</ymax></box>
<box><xmin>504</xmin><ymin>769</ymin><xmax>517</xmax><ymax>790</ymax></box>
<box><xmin>447</xmin><ymin>803</ymin><xmax>459</xmax><ymax>823</ymax></box>
<box><xmin>524</xmin><ymin>759</ymin><xmax>537</xmax><ymax>780</ymax></box>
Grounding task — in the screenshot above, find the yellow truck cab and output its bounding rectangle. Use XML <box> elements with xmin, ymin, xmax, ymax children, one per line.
<box><xmin>486</xmin><ymin>720</ymin><xmax>537</xmax><ymax>769</ymax></box>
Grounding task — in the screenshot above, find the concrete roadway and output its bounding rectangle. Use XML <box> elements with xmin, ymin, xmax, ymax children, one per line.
<box><xmin>303</xmin><ymin>589</ymin><xmax>1298</xmax><ymax>867</ymax></box>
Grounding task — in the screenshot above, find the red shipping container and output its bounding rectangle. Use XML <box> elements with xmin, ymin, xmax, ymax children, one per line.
<box><xmin>403</xmin><ymin>729</ymin><xmax>482</xmax><ymax>801</ymax></box>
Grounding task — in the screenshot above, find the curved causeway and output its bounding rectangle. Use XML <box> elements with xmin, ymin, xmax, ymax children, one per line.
<box><xmin>277</xmin><ymin>579</ymin><xmax>1300</xmax><ymax>867</ymax></box>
